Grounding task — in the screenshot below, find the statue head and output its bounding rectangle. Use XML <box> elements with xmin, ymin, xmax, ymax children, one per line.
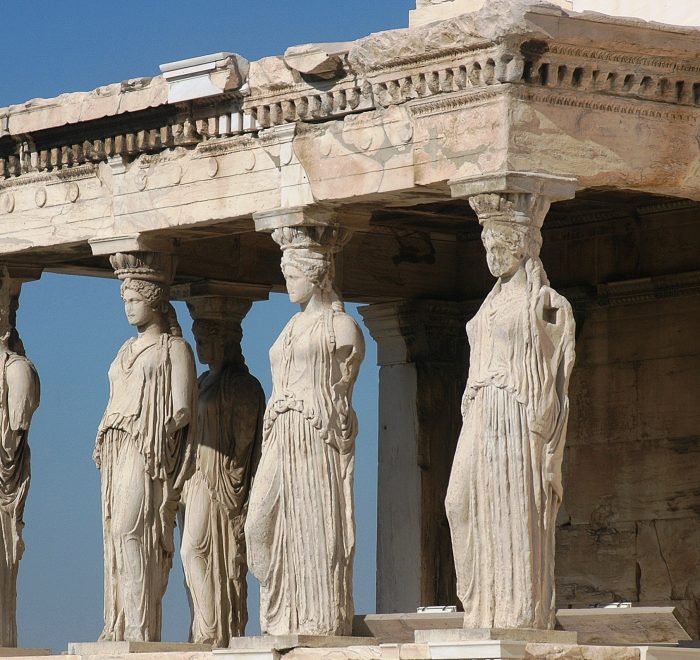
<box><xmin>120</xmin><ymin>278</ymin><xmax>167</xmax><ymax>328</ymax></box>
<box><xmin>111</xmin><ymin>252</ymin><xmax>181</xmax><ymax>335</ymax></box>
<box><xmin>481</xmin><ymin>221</ymin><xmax>542</xmax><ymax>280</ymax></box>
<box><xmin>272</xmin><ymin>225</ymin><xmax>351</xmax><ymax>308</ymax></box>
<box><xmin>192</xmin><ymin>318</ymin><xmax>245</xmax><ymax>369</ymax></box>
<box><xmin>280</xmin><ymin>250</ymin><xmax>333</xmax><ymax>304</ymax></box>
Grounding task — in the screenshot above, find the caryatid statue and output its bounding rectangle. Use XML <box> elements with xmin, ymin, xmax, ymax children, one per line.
<box><xmin>0</xmin><ymin>273</ymin><xmax>40</xmax><ymax>647</ymax></box>
<box><xmin>245</xmin><ymin>225</ymin><xmax>365</xmax><ymax>636</ymax></box>
<box><xmin>94</xmin><ymin>252</ymin><xmax>197</xmax><ymax>642</ymax></box>
<box><xmin>445</xmin><ymin>193</ymin><xmax>575</xmax><ymax>630</ymax></box>
<box><xmin>180</xmin><ymin>297</ymin><xmax>264</xmax><ymax>646</ymax></box>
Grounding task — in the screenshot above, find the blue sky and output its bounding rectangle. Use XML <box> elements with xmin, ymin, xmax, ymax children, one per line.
<box><xmin>2</xmin><ymin>1</ymin><xmax>411</xmax><ymax>651</ymax></box>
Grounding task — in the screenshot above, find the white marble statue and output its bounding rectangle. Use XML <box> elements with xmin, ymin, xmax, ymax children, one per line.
<box><xmin>445</xmin><ymin>194</ymin><xmax>575</xmax><ymax>630</ymax></box>
<box><xmin>180</xmin><ymin>312</ymin><xmax>264</xmax><ymax>646</ymax></box>
<box><xmin>0</xmin><ymin>276</ymin><xmax>40</xmax><ymax>647</ymax></box>
<box><xmin>245</xmin><ymin>226</ymin><xmax>365</xmax><ymax>636</ymax></box>
<box><xmin>94</xmin><ymin>253</ymin><xmax>197</xmax><ymax>642</ymax></box>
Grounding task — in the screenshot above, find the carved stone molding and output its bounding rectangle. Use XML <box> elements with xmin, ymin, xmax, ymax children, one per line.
<box><xmin>360</xmin><ymin>299</ymin><xmax>473</xmax><ymax>367</ymax></box>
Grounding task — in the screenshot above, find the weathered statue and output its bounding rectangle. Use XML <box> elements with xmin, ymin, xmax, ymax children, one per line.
<box><xmin>245</xmin><ymin>226</ymin><xmax>364</xmax><ymax>636</ymax></box>
<box><xmin>180</xmin><ymin>305</ymin><xmax>264</xmax><ymax>646</ymax></box>
<box><xmin>0</xmin><ymin>275</ymin><xmax>40</xmax><ymax>647</ymax></box>
<box><xmin>445</xmin><ymin>194</ymin><xmax>575</xmax><ymax>630</ymax></box>
<box><xmin>94</xmin><ymin>252</ymin><xmax>197</xmax><ymax>642</ymax></box>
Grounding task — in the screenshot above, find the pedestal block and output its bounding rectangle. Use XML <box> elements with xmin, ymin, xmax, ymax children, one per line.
<box><xmin>67</xmin><ymin>642</ymin><xmax>212</xmax><ymax>656</ymax></box>
<box><xmin>0</xmin><ymin>649</ymin><xmax>50</xmax><ymax>657</ymax></box>
<box><xmin>215</xmin><ymin>636</ymin><xmax>378</xmax><ymax>660</ymax></box>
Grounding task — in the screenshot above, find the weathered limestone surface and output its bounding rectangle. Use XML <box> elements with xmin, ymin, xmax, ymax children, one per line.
<box><xmin>179</xmin><ymin>295</ymin><xmax>265</xmax><ymax>646</ymax></box>
<box><xmin>446</xmin><ymin>189</ymin><xmax>575</xmax><ymax>630</ymax></box>
<box><xmin>0</xmin><ymin>274</ymin><xmax>40</xmax><ymax>648</ymax></box>
<box><xmin>94</xmin><ymin>252</ymin><xmax>197</xmax><ymax>642</ymax></box>
<box><xmin>0</xmin><ymin>2</ymin><xmax>698</xmax><ymax>264</ymax></box>
<box><xmin>245</xmin><ymin>224</ymin><xmax>365</xmax><ymax>635</ymax></box>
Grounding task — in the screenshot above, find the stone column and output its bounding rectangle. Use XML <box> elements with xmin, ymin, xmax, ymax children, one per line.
<box><xmin>359</xmin><ymin>301</ymin><xmax>472</xmax><ymax>613</ymax></box>
<box><xmin>246</xmin><ymin>205</ymin><xmax>364</xmax><ymax>637</ymax></box>
<box><xmin>0</xmin><ymin>267</ymin><xmax>41</xmax><ymax>648</ymax></box>
<box><xmin>89</xmin><ymin>236</ymin><xmax>199</xmax><ymax>643</ymax></box>
<box><xmin>445</xmin><ymin>173</ymin><xmax>577</xmax><ymax>632</ymax></box>
<box><xmin>172</xmin><ymin>282</ymin><xmax>269</xmax><ymax>646</ymax></box>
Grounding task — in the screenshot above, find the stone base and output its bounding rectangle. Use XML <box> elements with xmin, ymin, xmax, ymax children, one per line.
<box><xmin>354</xmin><ymin>613</ymin><xmax>464</xmax><ymax>643</ymax></box>
<box><xmin>215</xmin><ymin>636</ymin><xmax>377</xmax><ymax>660</ymax></box>
<box><xmin>415</xmin><ymin>628</ymin><xmax>578</xmax><ymax>644</ymax></box>
<box><xmin>67</xmin><ymin>642</ymin><xmax>212</xmax><ymax>656</ymax></box>
<box><xmin>0</xmin><ymin>650</ymin><xmax>51</xmax><ymax>657</ymax></box>
<box><xmin>557</xmin><ymin>607</ymin><xmax>692</xmax><ymax>646</ymax></box>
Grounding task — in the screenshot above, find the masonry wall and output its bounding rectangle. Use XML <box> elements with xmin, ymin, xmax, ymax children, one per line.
<box><xmin>552</xmin><ymin>208</ymin><xmax>700</xmax><ymax>636</ymax></box>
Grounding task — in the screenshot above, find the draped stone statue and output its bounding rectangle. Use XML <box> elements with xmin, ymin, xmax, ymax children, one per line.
<box><xmin>445</xmin><ymin>193</ymin><xmax>575</xmax><ymax>630</ymax></box>
<box><xmin>180</xmin><ymin>299</ymin><xmax>264</xmax><ymax>646</ymax></box>
<box><xmin>94</xmin><ymin>252</ymin><xmax>197</xmax><ymax>642</ymax></box>
<box><xmin>245</xmin><ymin>225</ymin><xmax>365</xmax><ymax>636</ymax></box>
<box><xmin>0</xmin><ymin>275</ymin><xmax>40</xmax><ymax>647</ymax></box>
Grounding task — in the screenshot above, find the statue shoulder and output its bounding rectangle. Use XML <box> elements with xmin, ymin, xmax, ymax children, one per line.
<box><xmin>6</xmin><ymin>353</ymin><xmax>39</xmax><ymax>383</ymax></box>
<box><xmin>332</xmin><ymin>311</ymin><xmax>363</xmax><ymax>346</ymax></box>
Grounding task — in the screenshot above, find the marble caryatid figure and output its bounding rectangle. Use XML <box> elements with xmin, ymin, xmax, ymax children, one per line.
<box><xmin>180</xmin><ymin>299</ymin><xmax>264</xmax><ymax>646</ymax></box>
<box><xmin>0</xmin><ymin>274</ymin><xmax>40</xmax><ymax>647</ymax></box>
<box><xmin>445</xmin><ymin>193</ymin><xmax>575</xmax><ymax>630</ymax></box>
<box><xmin>245</xmin><ymin>226</ymin><xmax>364</xmax><ymax>636</ymax></box>
<box><xmin>94</xmin><ymin>252</ymin><xmax>197</xmax><ymax>642</ymax></box>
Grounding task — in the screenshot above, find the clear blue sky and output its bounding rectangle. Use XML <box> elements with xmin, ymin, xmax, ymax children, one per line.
<box><xmin>2</xmin><ymin>1</ymin><xmax>411</xmax><ymax>651</ymax></box>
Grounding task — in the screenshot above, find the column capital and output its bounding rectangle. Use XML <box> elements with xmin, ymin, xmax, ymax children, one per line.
<box><xmin>360</xmin><ymin>300</ymin><xmax>474</xmax><ymax>367</ymax></box>
<box><xmin>253</xmin><ymin>204</ymin><xmax>337</xmax><ymax>232</ymax></box>
<box><xmin>89</xmin><ymin>233</ymin><xmax>175</xmax><ymax>256</ymax></box>
<box><xmin>448</xmin><ymin>171</ymin><xmax>577</xmax><ymax>204</ymax></box>
<box><xmin>171</xmin><ymin>280</ymin><xmax>270</xmax><ymax>323</ymax></box>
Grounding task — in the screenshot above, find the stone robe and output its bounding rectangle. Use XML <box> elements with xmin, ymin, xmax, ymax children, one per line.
<box><xmin>181</xmin><ymin>365</ymin><xmax>264</xmax><ymax>645</ymax></box>
<box><xmin>94</xmin><ymin>334</ymin><xmax>196</xmax><ymax>642</ymax></box>
<box><xmin>446</xmin><ymin>259</ymin><xmax>575</xmax><ymax>630</ymax></box>
<box><xmin>245</xmin><ymin>308</ymin><xmax>361</xmax><ymax>636</ymax></box>
<box><xmin>0</xmin><ymin>352</ymin><xmax>39</xmax><ymax>647</ymax></box>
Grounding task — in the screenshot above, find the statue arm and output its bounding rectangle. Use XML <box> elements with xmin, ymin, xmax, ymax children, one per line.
<box><xmin>168</xmin><ymin>340</ymin><xmax>196</xmax><ymax>434</ymax></box>
<box><xmin>6</xmin><ymin>359</ymin><xmax>40</xmax><ymax>432</ymax></box>
<box><xmin>333</xmin><ymin>314</ymin><xmax>365</xmax><ymax>382</ymax></box>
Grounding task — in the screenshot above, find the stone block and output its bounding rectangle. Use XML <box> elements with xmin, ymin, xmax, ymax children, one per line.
<box><xmin>0</xmin><ymin>650</ymin><xmax>51</xmax><ymax>657</ymax></box>
<box><xmin>67</xmin><ymin>642</ymin><xmax>212</xmax><ymax>656</ymax></box>
<box><xmin>415</xmin><ymin>629</ymin><xmax>577</xmax><ymax>644</ymax></box>
<box><xmin>555</xmin><ymin>523</ymin><xmax>638</xmax><ymax>604</ymax></box>
<box><xmin>354</xmin><ymin>613</ymin><xmax>464</xmax><ymax>643</ymax></box>
<box><xmin>555</xmin><ymin>607</ymin><xmax>691</xmax><ymax>645</ymax></box>
<box><xmin>563</xmin><ymin>440</ymin><xmax>700</xmax><ymax>524</ymax></box>
<box><xmin>216</xmin><ymin>637</ymin><xmax>378</xmax><ymax>660</ymax></box>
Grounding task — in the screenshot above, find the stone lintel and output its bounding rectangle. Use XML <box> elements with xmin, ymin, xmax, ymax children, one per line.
<box><xmin>67</xmin><ymin>641</ymin><xmax>212</xmax><ymax>655</ymax></box>
<box><xmin>448</xmin><ymin>172</ymin><xmax>577</xmax><ymax>203</ymax></box>
<box><xmin>88</xmin><ymin>234</ymin><xmax>175</xmax><ymax>257</ymax></box>
<box><xmin>253</xmin><ymin>205</ymin><xmax>337</xmax><ymax>232</ymax></box>
<box><xmin>415</xmin><ymin>628</ymin><xmax>578</xmax><ymax>645</ymax></box>
<box><xmin>1</xmin><ymin>265</ymin><xmax>43</xmax><ymax>293</ymax></box>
